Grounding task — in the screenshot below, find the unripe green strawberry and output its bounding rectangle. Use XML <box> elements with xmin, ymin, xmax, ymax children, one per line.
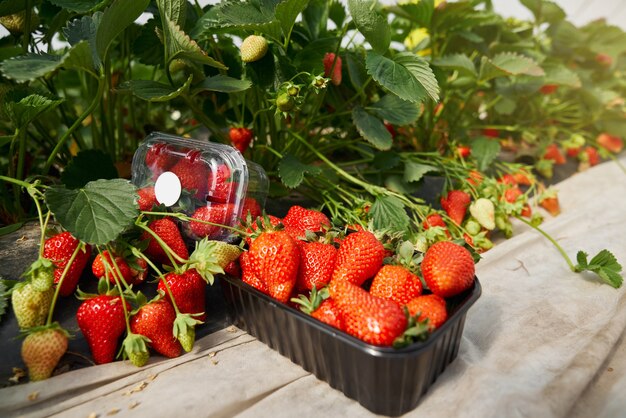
<box><xmin>21</xmin><ymin>325</ymin><xmax>68</xmax><ymax>381</ymax></box>
<box><xmin>30</xmin><ymin>258</ymin><xmax>55</xmax><ymax>292</ymax></box>
<box><xmin>12</xmin><ymin>282</ymin><xmax>54</xmax><ymax>329</ymax></box>
<box><xmin>276</xmin><ymin>93</ymin><xmax>295</xmax><ymax>112</ymax></box>
<box><xmin>469</xmin><ymin>198</ymin><xmax>495</xmax><ymax>230</ymax></box>
<box><xmin>240</xmin><ymin>35</ymin><xmax>268</xmax><ymax>63</ymax></box>
<box><xmin>465</xmin><ymin>219</ymin><xmax>481</xmax><ymax>235</ymax></box>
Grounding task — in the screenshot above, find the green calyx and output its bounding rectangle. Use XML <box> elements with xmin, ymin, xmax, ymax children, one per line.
<box><xmin>26</xmin><ymin>258</ymin><xmax>55</xmax><ymax>292</ymax></box>
<box><xmin>120</xmin><ymin>332</ymin><xmax>151</xmax><ymax>367</ymax></box>
<box><xmin>392</xmin><ymin>307</ymin><xmax>431</xmax><ymax>349</ymax></box>
<box><xmin>290</xmin><ymin>286</ymin><xmax>329</xmax><ymax>315</ymax></box>
<box><xmin>173</xmin><ymin>313</ymin><xmax>202</xmax><ymax>352</ymax></box>
<box><xmin>186</xmin><ymin>239</ymin><xmax>241</xmax><ymax>284</ymax></box>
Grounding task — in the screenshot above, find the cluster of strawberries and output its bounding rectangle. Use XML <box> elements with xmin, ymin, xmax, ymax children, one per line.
<box><xmin>234</xmin><ymin>206</ymin><xmax>476</xmax><ymax>347</ymax></box>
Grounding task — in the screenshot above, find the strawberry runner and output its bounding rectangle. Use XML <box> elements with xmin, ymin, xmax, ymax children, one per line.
<box><xmin>1</xmin><ymin>156</ymin><xmax>626</xmax><ymax>417</ymax></box>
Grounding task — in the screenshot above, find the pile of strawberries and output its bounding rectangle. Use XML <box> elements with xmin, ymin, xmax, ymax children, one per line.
<box><xmin>235</xmin><ymin>206</ymin><xmax>476</xmax><ymax>347</ymax></box>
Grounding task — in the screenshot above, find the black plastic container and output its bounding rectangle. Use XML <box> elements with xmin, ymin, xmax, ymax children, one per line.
<box><xmin>221</xmin><ymin>276</ymin><xmax>482</xmax><ymax>416</ymax></box>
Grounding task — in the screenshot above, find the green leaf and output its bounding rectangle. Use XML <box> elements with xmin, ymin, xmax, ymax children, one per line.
<box><xmin>348</xmin><ymin>0</ymin><xmax>390</xmax><ymax>54</ymax></box>
<box><xmin>471</xmin><ymin>137</ymin><xmax>501</xmax><ymax>171</ymax></box>
<box><xmin>121</xmin><ymin>75</ymin><xmax>193</xmax><ymax>102</ymax></box>
<box><xmin>302</xmin><ymin>0</ymin><xmax>328</xmax><ymax>39</ymax></box>
<box><xmin>214</xmin><ymin>1</ymin><xmax>281</xmax><ymax>38</ymax></box>
<box><xmin>63</xmin><ymin>13</ymin><xmax>102</xmax><ymax>68</ymax></box>
<box><xmin>275</xmin><ymin>0</ymin><xmax>310</xmax><ymax>37</ymax></box>
<box><xmin>366</xmin><ymin>52</ymin><xmax>439</xmax><ymax>103</ymax></box>
<box><xmin>384</xmin><ymin>175</ymin><xmax>419</xmax><ymax>195</ymax></box>
<box><xmin>370</xmin><ymin>195</ymin><xmax>409</xmax><ymax>232</ymax></box>
<box><xmin>133</xmin><ymin>19</ymin><xmax>165</xmax><ymax>66</ymax></box>
<box><xmin>5</xmin><ymin>94</ymin><xmax>63</xmax><ymax>129</ymax></box>
<box><xmin>63</xmin><ymin>41</ymin><xmax>97</xmax><ymax>76</ymax></box>
<box><xmin>278</xmin><ymin>154</ymin><xmax>322</xmax><ymax>189</ymax></box>
<box><xmin>0</xmin><ymin>135</ymin><xmax>13</xmax><ymax>148</ymax></box>
<box><xmin>372</xmin><ymin>151</ymin><xmax>400</xmax><ymax>170</ymax></box>
<box><xmin>60</xmin><ymin>149</ymin><xmax>118</xmax><ymax>189</ymax></box>
<box><xmin>582</xmin><ymin>250</ymin><xmax>623</xmax><ymax>288</ymax></box>
<box><xmin>576</xmin><ymin>251</ymin><xmax>588</xmax><ymax>268</ymax></box>
<box><xmin>192</xmin><ymin>74</ymin><xmax>252</xmax><ymax>94</ymax></box>
<box><xmin>404</xmin><ymin>161</ymin><xmax>437</xmax><ymax>183</ymax></box>
<box><xmin>294</xmin><ymin>37</ymin><xmax>339</xmax><ymax>73</ymax></box>
<box><xmin>432</xmin><ymin>53</ymin><xmax>477</xmax><ymax>76</ymax></box>
<box><xmin>543</xmin><ymin>64</ymin><xmax>581</xmax><ymax>88</ymax></box>
<box><xmin>0</xmin><ymin>53</ymin><xmax>63</xmax><ymax>82</ymax></box>
<box><xmin>95</xmin><ymin>0</ymin><xmax>150</xmax><ymax>61</ymax></box>
<box><xmin>164</xmin><ymin>16</ymin><xmax>226</xmax><ymax>69</ymax></box>
<box><xmin>386</xmin><ymin>0</ymin><xmax>433</xmax><ymax>26</ymax></box>
<box><xmin>345</xmin><ymin>51</ymin><xmax>368</xmax><ymax>91</ymax></box>
<box><xmin>156</xmin><ymin>0</ymin><xmax>186</xmax><ymax>28</ymax></box>
<box><xmin>479</xmin><ymin>52</ymin><xmax>545</xmax><ymax>82</ymax></box>
<box><xmin>494</xmin><ymin>97</ymin><xmax>516</xmax><ymax>115</ymax></box>
<box><xmin>352</xmin><ymin>106</ymin><xmax>392</xmax><ymax>151</ymax></box>
<box><xmin>520</xmin><ymin>0</ymin><xmax>565</xmax><ymax>24</ymax></box>
<box><xmin>48</xmin><ymin>0</ymin><xmax>105</xmax><ymax>13</ymax></box>
<box><xmin>369</xmin><ymin>94</ymin><xmax>421</xmax><ymax>125</ymax></box>
<box><xmin>45</xmin><ymin>179</ymin><xmax>139</xmax><ymax>246</ymax></box>
<box><xmin>0</xmin><ymin>222</ymin><xmax>24</xmax><ymax>237</ymax></box>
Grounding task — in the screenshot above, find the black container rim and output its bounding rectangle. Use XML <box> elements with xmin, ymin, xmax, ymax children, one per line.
<box><xmin>221</xmin><ymin>276</ymin><xmax>482</xmax><ymax>357</ymax></box>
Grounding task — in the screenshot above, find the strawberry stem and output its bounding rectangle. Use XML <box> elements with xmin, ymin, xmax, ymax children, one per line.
<box><xmin>514</xmin><ymin>215</ymin><xmax>576</xmax><ymax>271</ymax></box>
<box><xmin>103</xmin><ymin>244</ymin><xmax>134</xmax><ymax>293</ymax></box>
<box><xmin>135</xmin><ymin>220</ymin><xmax>185</xmax><ymax>268</ymax></box>
<box><xmin>131</xmin><ymin>248</ymin><xmax>183</xmax><ymax>316</ymax></box>
<box><xmin>46</xmin><ymin>242</ymin><xmax>86</xmax><ymax>326</ymax></box>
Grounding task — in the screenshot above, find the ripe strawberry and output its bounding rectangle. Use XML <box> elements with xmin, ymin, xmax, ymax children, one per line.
<box><xmin>158</xmin><ymin>269</ymin><xmax>206</xmax><ymax>321</ymax></box>
<box><xmin>497</xmin><ymin>174</ymin><xmax>517</xmax><ymax>185</ymax></box>
<box><xmin>370</xmin><ymin>265</ymin><xmax>423</xmax><ymax>305</ymax></box>
<box><xmin>384</xmin><ymin>122</ymin><xmax>397</xmax><ymax>139</ymax></box>
<box><xmin>297</xmin><ymin>242</ymin><xmax>337</xmax><ymax>291</ymax></box>
<box><xmin>421</xmin><ymin>241</ymin><xmax>475</xmax><ymax>298</ymax></box>
<box><xmin>323</xmin><ymin>52</ymin><xmax>342</xmax><ymax>86</ymax></box>
<box><xmin>406</xmin><ymin>294</ymin><xmax>448</xmax><ymax>331</ymax></box>
<box><xmin>539</xmin><ymin>195</ymin><xmax>560</xmax><ymax>216</ymax></box>
<box><xmin>595</xmin><ymin>53</ymin><xmax>613</xmax><ymax>67</ymax></box>
<box><xmin>241</xmin><ymin>197</ymin><xmax>262</xmax><ymax>219</ymax></box>
<box><xmin>242</xmin><ymin>214</ymin><xmax>282</xmax><ymax>246</ymax></box>
<box><xmin>229</xmin><ymin>127</ymin><xmax>254</xmax><ymax>153</ymax></box>
<box><xmin>330</xmin><ymin>279</ymin><xmax>407</xmax><ymax>346</ymax></box>
<box><xmin>311</xmin><ymin>298</ymin><xmax>344</xmax><ymax>330</ymax></box>
<box><xmin>423</xmin><ymin>213</ymin><xmax>446</xmax><ymax>229</ymax></box>
<box><xmin>539</xmin><ymin>84</ymin><xmax>558</xmax><ymax>95</ymax></box>
<box><xmin>521</xmin><ymin>204</ymin><xmax>532</xmax><ymax>218</ymax></box>
<box><xmin>92</xmin><ymin>251</ymin><xmax>132</xmax><ymax>284</ymax></box>
<box><xmin>566</xmin><ymin>146</ymin><xmax>581</xmax><ymax>158</ymax></box>
<box><xmin>543</xmin><ymin>144</ymin><xmax>566</xmax><ymax>165</ymax></box>
<box><xmin>467</xmin><ymin>170</ymin><xmax>483</xmax><ymax>185</ymax></box>
<box><xmin>482</xmin><ymin>128</ymin><xmax>499</xmax><ymax>138</ymax></box>
<box><xmin>21</xmin><ymin>326</ymin><xmax>68</xmax><ymax>381</ymax></box>
<box><xmin>43</xmin><ymin>232</ymin><xmax>91</xmax><ymax>297</ymax></box>
<box><xmin>582</xmin><ymin>146</ymin><xmax>600</xmax><ymax>166</ymax></box>
<box><xmin>597</xmin><ymin>133</ymin><xmax>623</xmax><ymax>154</ymax></box>
<box><xmin>188</xmin><ymin>203</ymin><xmax>235</xmax><ymax>239</ymax></box>
<box><xmin>440</xmin><ymin>190</ymin><xmax>470</xmax><ymax>225</ymax></box>
<box><xmin>503</xmin><ymin>186</ymin><xmax>523</xmax><ymax>203</ymax></box>
<box><xmin>170</xmin><ymin>150</ymin><xmax>209</xmax><ymax>199</ymax></box>
<box><xmin>77</xmin><ymin>295</ymin><xmax>129</xmax><ymax>364</ymax></box>
<box><xmin>283</xmin><ymin>206</ymin><xmax>331</xmax><ymax>238</ymax></box>
<box><xmin>332</xmin><ymin>231</ymin><xmax>385</xmax><ymax>286</ymax></box>
<box><xmin>12</xmin><ymin>282</ymin><xmax>53</xmax><ymax>329</ymax></box>
<box><xmin>206</xmin><ymin>164</ymin><xmax>234</xmax><ymax>203</ymax></box>
<box><xmin>137</xmin><ymin>186</ymin><xmax>157</xmax><ymax>211</ymax></box>
<box><xmin>249</xmin><ymin>230</ymin><xmax>300</xmax><ymax>302</ymax></box>
<box><xmin>240</xmin><ymin>251</ymin><xmax>268</xmax><ymax>294</ymax></box>
<box><xmin>240</xmin><ymin>35</ymin><xmax>269</xmax><ymax>63</ymax></box>
<box><xmin>145</xmin><ymin>142</ymin><xmax>177</xmax><ymax>176</ymax></box>
<box><xmin>457</xmin><ymin>145</ymin><xmax>471</xmax><ymax>158</ymax></box>
<box><xmin>130</xmin><ymin>299</ymin><xmax>181</xmax><ymax>358</ymax></box>
<box><xmin>142</xmin><ymin>218</ymin><xmax>189</xmax><ymax>265</ymax></box>
<box><xmin>224</xmin><ymin>260</ymin><xmax>241</xmax><ymax>278</ymax></box>
<box><xmin>512</xmin><ymin>170</ymin><xmax>533</xmax><ymax>186</ymax></box>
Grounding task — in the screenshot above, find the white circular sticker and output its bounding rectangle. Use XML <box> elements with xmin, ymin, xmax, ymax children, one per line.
<box><xmin>154</xmin><ymin>171</ymin><xmax>182</xmax><ymax>207</ymax></box>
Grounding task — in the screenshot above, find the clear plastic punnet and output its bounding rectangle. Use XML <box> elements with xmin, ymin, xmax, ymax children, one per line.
<box><xmin>131</xmin><ymin>132</ymin><xmax>269</xmax><ymax>242</ymax></box>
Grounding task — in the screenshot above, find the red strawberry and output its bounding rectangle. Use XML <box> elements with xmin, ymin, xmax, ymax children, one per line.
<box><xmin>21</xmin><ymin>326</ymin><xmax>69</xmax><ymax>381</ymax></box>
<box><xmin>206</xmin><ymin>164</ymin><xmax>234</xmax><ymax>203</ymax></box>
<box><xmin>92</xmin><ymin>251</ymin><xmax>132</xmax><ymax>284</ymax></box>
<box><xmin>241</xmin><ymin>197</ymin><xmax>262</xmax><ymax>219</ymax></box>
<box><xmin>384</xmin><ymin>122</ymin><xmax>397</xmax><ymax>139</ymax></box>
<box><xmin>497</xmin><ymin>174</ymin><xmax>517</xmax><ymax>185</ymax></box>
<box><xmin>240</xmin><ymin>251</ymin><xmax>268</xmax><ymax>294</ymax></box>
<box><xmin>422</xmin><ymin>214</ymin><xmax>451</xmax><ymax>238</ymax></box>
<box><xmin>457</xmin><ymin>145</ymin><xmax>471</xmax><ymax>158</ymax></box>
<box><xmin>329</xmin><ymin>279</ymin><xmax>407</xmax><ymax>346</ymax></box>
<box><xmin>229</xmin><ymin>127</ymin><xmax>254</xmax><ymax>153</ymax></box>
<box><xmin>421</xmin><ymin>241</ymin><xmax>475</xmax><ymax>298</ymax></box>
<box><xmin>440</xmin><ymin>190</ymin><xmax>470</xmax><ymax>225</ymax></box>
<box><xmin>158</xmin><ymin>269</ymin><xmax>206</xmax><ymax>321</ymax></box>
<box><xmin>170</xmin><ymin>150</ymin><xmax>209</xmax><ymax>199</ymax></box>
<box><xmin>323</xmin><ymin>52</ymin><xmax>342</xmax><ymax>86</ymax></box>
<box><xmin>311</xmin><ymin>298</ymin><xmax>344</xmax><ymax>330</ymax></box>
<box><xmin>503</xmin><ymin>186</ymin><xmax>523</xmax><ymax>203</ymax></box>
<box><xmin>540</xmin><ymin>196</ymin><xmax>560</xmax><ymax>216</ymax></box>
<box><xmin>331</xmin><ymin>231</ymin><xmax>385</xmax><ymax>286</ymax></box>
<box><xmin>145</xmin><ymin>143</ymin><xmax>177</xmax><ymax>177</ymax></box>
<box><xmin>142</xmin><ymin>218</ymin><xmax>189</xmax><ymax>265</ymax></box>
<box><xmin>137</xmin><ymin>186</ymin><xmax>157</xmax><ymax>211</ymax></box>
<box><xmin>249</xmin><ymin>230</ymin><xmax>300</xmax><ymax>302</ymax></box>
<box><xmin>283</xmin><ymin>206</ymin><xmax>331</xmax><ymax>238</ymax></box>
<box><xmin>130</xmin><ymin>299</ymin><xmax>182</xmax><ymax>358</ymax></box>
<box><xmin>243</xmin><ymin>214</ymin><xmax>282</xmax><ymax>246</ymax></box>
<box><xmin>297</xmin><ymin>242</ymin><xmax>337</xmax><ymax>291</ymax></box>
<box><xmin>566</xmin><ymin>147</ymin><xmax>581</xmax><ymax>158</ymax></box>
<box><xmin>597</xmin><ymin>133</ymin><xmax>623</xmax><ymax>153</ymax></box>
<box><xmin>188</xmin><ymin>203</ymin><xmax>235</xmax><ymax>239</ymax></box>
<box><xmin>521</xmin><ymin>204</ymin><xmax>532</xmax><ymax>218</ymax></box>
<box><xmin>406</xmin><ymin>294</ymin><xmax>448</xmax><ymax>331</ymax></box>
<box><xmin>583</xmin><ymin>146</ymin><xmax>600</xmax><ymax>166</ymax></box>
<box><xmin>467</xmin><ymin>170</ymin><xmax>483</xmax><ymax>185</ymax></box>
<box><xmin>224</xmin><ymin>260</ymin><xmax>241</xmax><ymax>278</ymax></box>
<box><xmin>482</xmin><ymin>128</ymin><xmax>499</xmax><ymax>138</ymax></box>
<box><xmin>43</xmin><ymin>232</ymin><xmax>91</xmax><ymax>297</ymax></box>
<box><xmin>543</xmin><ymin>144</ymin><xmax>566</xmax><ymax>165</ymax></box>
<box><xmin>595</xmin><ymin>53</ymin><xmax>613</xmax><ymax>67</ymax></box>
<box><xmin>77</xmin><ymin>295</ymin><xmax>129</xmax><ymax>364</ymax></box>
<box><xmin>512</xmin><ymin>170</ymin><xmax>533</xmax><ymax>186</ymax></box>
<box><xmin>539</xmin><ymin>84</ymin><xmax>558</xmax><ymax>95</ymax></box>
<box><xmin>369</xmin><ymin>265</ymin><xmax>423</xmax><ymax>305</ymax></box>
